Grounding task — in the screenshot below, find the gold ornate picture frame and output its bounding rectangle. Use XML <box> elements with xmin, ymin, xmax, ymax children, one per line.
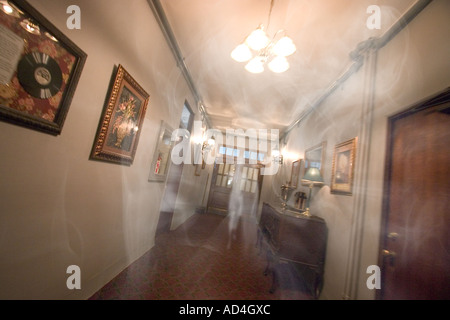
<box><xmin>0</xmin><ymin>0</ymin><xmax>87</xmax><ymax>135</ymax></box>
<box><xmin>90</xmin><ymin>64</ymin><xmax>149</xmax><ymax>166</ymax></box>
<box><xmin>330</xmin><ymin>137</ymin><xmax>357</xmax><ymax>195</ymax></box>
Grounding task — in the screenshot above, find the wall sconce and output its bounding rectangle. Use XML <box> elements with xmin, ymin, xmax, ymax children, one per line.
<box><xmin>200</xmin><ymin>136</ymin><xmax>215</xmax><ymax>169</ymax></box>
<box><xmin>202</xmin><ymin>136</ymin><xmax>215</xmax><ymax>152</ymax></box>
<box><xmin>272</xmin><ymin>150</ymin><xmax>283</xmax><ymax>164</ymax></box>
<box><xmin>301</xmin><ymin>167</ymin><xmax>324</xmax><ymax>217</ymax></box>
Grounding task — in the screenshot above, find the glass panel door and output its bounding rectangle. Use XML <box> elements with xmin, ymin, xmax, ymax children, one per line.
<box><xmin>239</xmin><ymin>166</ymin><xmax>260</xmax><ymax>194</ymax></box>
<box><xmin>216</xmin><ymin>163</ymin><xmax>235</xmax><ymax>189</ymax></box>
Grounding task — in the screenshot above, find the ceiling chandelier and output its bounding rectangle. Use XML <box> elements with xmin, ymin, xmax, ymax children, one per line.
<box><xmin>231</xmin><ymin>0</ymin><xmax>296</xmax><ymax>74</ymax></box>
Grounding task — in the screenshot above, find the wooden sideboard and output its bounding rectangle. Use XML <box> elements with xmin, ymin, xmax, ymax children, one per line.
<box><xmin>257</xmin><ymin>202</ymin><xmax>328</xmax><ymax>298</ymax></box>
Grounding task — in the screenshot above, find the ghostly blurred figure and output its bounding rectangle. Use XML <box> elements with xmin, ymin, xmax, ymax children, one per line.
<box><xmin>227</xmin><ymin>164</ymin><xmax>260</xmax><ymax>249</ymax></box>
<box><xmin>227</xmin><ymin>164</ymin><xmax>243</xmax><ymax>248</ymax></box>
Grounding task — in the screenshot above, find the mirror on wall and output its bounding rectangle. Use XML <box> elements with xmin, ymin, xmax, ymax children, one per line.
<box><xmin>304</xmin><ymin>141</ymin><xmax>326</xmax><ymax>179</ymax></box>
<box><xmin>290</xmin><ymin>159</ymin><xmax>302</xmax><ymax>188</ymax></box>
<box><xmin>148</xmin><ymin>121</ymin><xmax>174</xmax><ymax>182</ymax></box>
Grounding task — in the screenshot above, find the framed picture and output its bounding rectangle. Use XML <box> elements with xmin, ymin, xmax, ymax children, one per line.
<box><xmin>303</xmin><ymin>141</ymin><xmax>326</xmax><ymax>182</ymax></box>
<box><xmin>289</xmin><ymin>159</ymin><xmax>302</xmax><ymax>188</ymax></box>
<box><xmin>0</xmin><ymin>0</ymin><xmax>87</xmax><ymax>135</ymax></box>
<box><xmin>331</xmin><ymin>137</ymin><xmax>358</xmax><ymax>195</ymax></box>
<box><xmin>148</xmin><ymin>121</ymin><xmax>173</xmax><ymax>182</ymax></box>
<box><xmin>90</xmin><ymin>64</ymin><xmax>149</xmax><ymax>166</ymax></box>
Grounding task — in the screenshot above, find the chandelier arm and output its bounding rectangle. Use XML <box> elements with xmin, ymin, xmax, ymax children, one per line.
<box><xmin>271</xmin><ymin>29</ymin><xmax>286</xmax><ymax>42</ymax></box>
<box><xmin>266</xmin><ymin>0</ymin><xmax>275</xmax><ymax>31</ymax></box>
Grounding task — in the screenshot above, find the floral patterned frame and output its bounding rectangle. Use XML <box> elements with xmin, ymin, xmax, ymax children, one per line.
<box><xmin>0</xmin><ymin>0</ymin><xmax>87</xmax><ymax>135</ymax></box>
<box><xmin>90</xmin><ymin>65</ymin><xmax>149</xmax><ymax>166</ymax></box>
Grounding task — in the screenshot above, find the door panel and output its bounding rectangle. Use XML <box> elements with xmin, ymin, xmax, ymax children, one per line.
<box><xmin>380</xmin><ymin>93</ymin><xmax>450</xmax><ymax>299</ymax></box>
<box><xmin>207</xmin><ymin>161</ymin><xmax>263</xmax><ymax>217</ymax></box>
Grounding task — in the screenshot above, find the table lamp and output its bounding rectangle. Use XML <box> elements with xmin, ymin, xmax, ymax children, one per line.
<box><xmin>301</xmin><ymin>167</ymin><xmax>324</xmax><ymax>217</ymax></box>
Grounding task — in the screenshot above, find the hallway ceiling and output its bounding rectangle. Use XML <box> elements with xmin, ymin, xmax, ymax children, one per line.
<box><xmin>158</xmin><ymin>0</ymin><xmax>415</xmax><ymax>133</ymax></box>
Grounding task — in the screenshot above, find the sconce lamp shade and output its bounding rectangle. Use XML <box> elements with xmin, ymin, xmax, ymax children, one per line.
<box><xmin>207</xmin><ymin>137</ymin><xmax>216</xmax><ymax>147</ymax></box>
<box><xmin>302</xmin><ymin>167</ymin><xmax>324</xmax><ymax>185</ymax></box>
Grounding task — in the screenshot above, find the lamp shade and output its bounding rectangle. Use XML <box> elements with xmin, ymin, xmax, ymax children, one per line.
<box><xmin>231</xmin><ymin>43</ymin><xmax>252</xmax><ymax>62</ymax></box>
<box><xmin>245</xmin><ymin>27</ymin><xmax>269</xmax><ymax>51</ymax></box>
<box><xmin>272</xmin><ymin>36</ymin><xmax>296</xmax><ymax>57</ymax></box>
<box><xmin>268</xmin><ymin>56</ymin><xmax>289</xmax><ymax>73</ymax></box>
<box><xmin>302</xmin><ymin>167</ymin><xmax>324</xmax><ymax>185</ymax></box>
<box><xmin>245</xmin><ymin>57</ymin><xmax>265</xmax><ymax>73</ymax></box>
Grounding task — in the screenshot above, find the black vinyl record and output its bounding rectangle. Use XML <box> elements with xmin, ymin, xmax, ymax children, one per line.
<box><xmin>17</xmin><ymin>52</ymin><xmax>63</xmax><ymax>99</ymax></box>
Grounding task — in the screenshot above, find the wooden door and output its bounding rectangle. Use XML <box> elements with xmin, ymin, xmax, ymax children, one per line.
<box><xmin>379</xmin><ymin>89</ymin><xmax>450</xmax><ymax>299</ymax></box>
<box><xmin>207</xmin><ymin>161</ymin><xmax>263</xmax><ymax>217</ymax></box>
<box><xmin>155</xmin><ymin>102</ymin><xmax>194</xmax><ymax>237</ymax></box>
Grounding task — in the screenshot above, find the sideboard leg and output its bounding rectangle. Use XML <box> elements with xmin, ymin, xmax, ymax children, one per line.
<box><xmin>269</xmin><ymin>269</ymin><xmax>277</xmax><ymax>294</ymax></box>
<box><xmin>263</xmin><ymin>250</ymin><xmax>271</xmax><ymax>276</ymax></box>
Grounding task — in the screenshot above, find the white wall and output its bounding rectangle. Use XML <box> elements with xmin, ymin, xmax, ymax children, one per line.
<box><xmin>0</xmin><ymin>0</ymin><xmax>205</xmax><ymax>299</ymax></box>
<box><xmin>259</xmin><ymin>0</ymin><xmax>450</xmax><ymax>300</ymax></box>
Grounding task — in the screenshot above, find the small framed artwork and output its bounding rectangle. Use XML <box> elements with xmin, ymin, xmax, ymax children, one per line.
<box><xmin>90</xmin><ymin>64</ymin><xmax>149</xmax><ymax>166</ymax></box>
<box><xmin>331</xmin><ymin>137</ymin><xmax>358</xmax><ymax>195</ymax></box>
<box><xmin>148</xmin><ymin>121</ymin><xmax>173</xmax><ymax>182</ymax></box>
<box><xmin>289</xmin><ymin>159</ymin><xmax>302</xmax><ymax>188</ymax></box>
<box><xmin>0</xmin><ymin>0</ymin><xmax>87</xmax><ymax>135</ymax></box>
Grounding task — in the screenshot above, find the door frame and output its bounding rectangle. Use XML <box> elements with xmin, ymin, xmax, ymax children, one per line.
<box><xmin>377</xmin><ymin>87</ymin><xmax>450</xmax><ymax>299</ymax></box>
<box><xmin>206</xmin><ymin>152</ymin><xmax>265</xmax><ymax>216</ymax></box>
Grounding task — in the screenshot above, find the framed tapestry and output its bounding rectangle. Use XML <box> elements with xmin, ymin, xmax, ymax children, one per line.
<box><xmin>0</xmin><ymin>0</ymin><xmax>87</xmax><ymax>135</ymax></box>
<box><xmin>90</xmin><ymin>64</ymin><xmax>149</xmax><ymax>166</ymax></box>
<box><xmin>331</xmin><ymin>137</ymin><xmax>358</xmax><ymax>195</ymax></box>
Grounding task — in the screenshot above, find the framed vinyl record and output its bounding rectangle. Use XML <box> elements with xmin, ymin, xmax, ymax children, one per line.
<box><xmin>0</xmin><ymin>0</ymin><xmax>87</xmax><ymax>135</ymax></box>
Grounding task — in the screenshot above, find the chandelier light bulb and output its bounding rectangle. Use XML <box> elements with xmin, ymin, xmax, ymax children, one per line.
<box><xmin>2</xmin><ymin>3</ymin><xmax>13</xmax><ymax>14</ymax></box>
<box><xmin>245</xmin><ymin>27</ymin><xmax>269</xmax><ymax>51</ymax></box>
<box><xmin>20</xmin><ymin>19</ymin><xmax>40</xmax><ymax>35</ymax></box>
<box><xmin>268</xmin><ymin>56</ymin><xmax>289</xmax><ymax>73</ymax></box>
<box><xmin>245</xmin><ymin>57</ymin><xmax>265</xmax><ymax>74</ymax></box>
<box><xmin>272</xmin><ymin>36</ymin><xmax>296</xmax><ymax>57</ymax></box>
<box><xmin>1</xmin><ymin>1</ymin><xmax>20</xmax><ymax>17</ymax></box>
<box><xmin>231</xmin><ymin>43</ymin><xmax>252</xmax><ymax>62</ymax></box>
<box><xmin>231</xmin><ymin>2</ymin><xmax>296</xmax><ymax>74</ymax></box>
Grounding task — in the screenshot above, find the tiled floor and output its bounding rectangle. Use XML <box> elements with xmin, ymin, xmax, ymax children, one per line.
<box><xmin>89</xmin><ymin>212</ymin><xmax>313</xmax><ymax>300</ymax></box>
